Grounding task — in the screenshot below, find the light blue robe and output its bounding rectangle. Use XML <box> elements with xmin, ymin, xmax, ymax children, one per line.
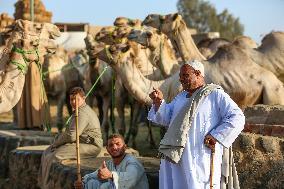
<box><xmin>83</xmin><ymin>154</ymin><xmax>149</xmax><ymax>189</ymax></box>
<box><xmin>148</xmin><ymin>89</ymin><xmax>245</xmax><ymax>189</ymax></box>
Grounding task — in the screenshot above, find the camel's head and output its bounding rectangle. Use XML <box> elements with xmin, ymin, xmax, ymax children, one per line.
<box><xmin>259</xmin><ymin>32</ymin><xmax>284</xmax><ymax>50</ymax></box>
<box><xmin>128</xmin><ymin>27</ymin><xmax>163</xmax><ymax>50</ymax></box>
<box><xmin>197</xmin><ymin>38</ymin><xmax>230</xmax><ymax>59</ymax></box>
<box><xmin>233</xmin><ymin>36</ymin><xmax>258</xmax><ymax>49</ymax></box>
<box><xmin>10</xmin><ymin>20</ymin><xmax>60</xmax><ymax>64</ymax></box>
<box><xmin>114</xmin><ymin>17</ymin><xmax>142</xmax><ymax>28</ymax></box>
<box><xmin>113</xmin><ymin>26</ymin><xmax>132</xmax><ymax>40</ymax></box>
<box><xmin>85</xmin><ymin>34</ymin><xmax>97</xmax><ymax>50</ymax></box>
<box><xmin>104</xmin><ymin>43</ymin><xmax>132</xmax><ymax>67</ymax></box>
<box><xmin>143</xmin><ymin>13</ymin><xmax>185</xmax><ymax>34</ymax></box>
<box><xmin>95</xmin><ymin>26</ymin><xmax>116</xmax><ymax>45</ymax></box>
<box><xmin>95</xmin><ymin>26</ymin><xmax>132</xmax><ymax>45</ymax></box>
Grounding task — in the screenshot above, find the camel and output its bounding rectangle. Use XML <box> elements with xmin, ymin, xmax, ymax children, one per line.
<box><xmin>43</xmin><ymin>47</ymin><xmax>68</xmax><ymax>129</ymax></box>
<box><xmin>86</xmin><ymin>33</ymin><xmax>156</xmax><ymax>147</ymax></box>
<box><xmin>142</xmin><ymin>13</ymin><xmax>206</xmax><ymax>62</ymax></box>
<box><xmin>95</xmin><ymin>25</ymin><xmax>162</xmax><ymax>79</ymax></box>
<box><xmin>197</xmin><ymin>38</ymin><xmax>230</xmax><ymax>59</ymax></box>
<box><xmin>92</xmin><ymin>41</ymin><xmax>284</xmax><ymax>111</ymax></box>
<box><xmin>241</xmin><ymin>32</ymin><xmax>284</xmax><ymax>82</ymax></box>
<box><xmin>128</xmin><ymin>26</ymin><xmax>180</xmax><ymax>78</ymax></box>
<box><xmin>84</xmin><ymin>34</ymin><xmax>116</xmax><ymax>142</ymax></box>
<box><xmin>143</xmin><ymin>13</ymin><xmax>284</xmax><ymax>83</ymax></box>
<box><xmin>113</xmin><ymin>17</ymin><xmax>142</xmax><ymax>28</ymax></box>
<box><xmin>232</xmin><ymin>36</ymin><xmax>258</xmax><ymax>49</ymax></box>
<box><xmin>0</xmin><ymin>19</ymin><xmax>60</xmax><ymax>113</ymax></box>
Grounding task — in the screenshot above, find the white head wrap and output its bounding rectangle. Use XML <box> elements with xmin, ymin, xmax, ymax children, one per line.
<box><xmin>184</xmin><ymin>60</ymin><xmax>205</xmax><ymax>77</ymax></box>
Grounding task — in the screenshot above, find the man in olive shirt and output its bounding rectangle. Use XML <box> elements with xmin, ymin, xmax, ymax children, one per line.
<box><xmin>38</xmin><ymin>87</ymin><xmax>103</xmax><ymax>189</ymax></box>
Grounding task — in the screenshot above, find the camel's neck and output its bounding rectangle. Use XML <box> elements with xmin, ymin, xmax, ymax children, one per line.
<box><xmin>113</xmin><ymin>54</ymin><xmax>182</xmax><ymax>105</ymax></box>
<box><xmin>150</xmin><ymin>36</ymin><xmax>180</xmax><ymax>78</ymax></box>
<box><xmin>167</xmin><ymin>23</ymin><xmax>205</xmax><ymax>62</ymax></box>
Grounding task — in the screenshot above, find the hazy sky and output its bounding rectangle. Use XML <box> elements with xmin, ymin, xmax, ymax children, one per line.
<box><xmin>1</xmin><ymin>0</ymin><xmax>284</xmax><ymax>43</ymax></box>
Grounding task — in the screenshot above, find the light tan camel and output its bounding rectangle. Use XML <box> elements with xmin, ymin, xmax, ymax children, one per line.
<box><xmin>0</xmin><ymin>20</ymin><xmax>60</xmax><ymax>113</ymax></box>
<box><xmin>244</xmin><ymin>32</ymin><xmax>284</xmax><ymax>82</ymax></box>
<box><xmin>232</xmin><ymin>36</ymin><xmax>258</xmax><ymax>49</ymax></box>
<box><xmin>86</xmin><ymin>33</ymin><xmax>157</xmax><ymax>147</ymax></box>
<box><xmin>143</xmin><ymin>13</ymin><xmax>284</xmax><ymax>83</ymax></box>
<box><xmin>113</xmin><ymin>17</ymin><xmax>142</xmax><ymax>28</ymax></box>
<box><xmin>92</xmin><ymin>42</ymin><xmax>284</xmax><ymax>110</ymax></box>
<box><xmin>197</xmin><ymin>38</ymin><xmax>230</xmax><ymax>59</ymax></box>
<box><xmin>142</xmin><ymin>13</ymin><xmax>206</xmax><ymax>62</ymax></box>
<box><xmin>128</xmin><ymin>27</ymin><xmax>180</xmax><ymax>77</ymax></box>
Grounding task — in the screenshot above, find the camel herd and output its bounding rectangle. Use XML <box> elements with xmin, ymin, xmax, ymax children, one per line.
<box><xmin>0</xmin><ymin>13</ymin><xmax>284</xmax><ymax>146</ymax></box>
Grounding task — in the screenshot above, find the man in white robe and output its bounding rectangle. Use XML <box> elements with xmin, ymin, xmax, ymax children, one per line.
<box><xmin>74</xmin><ymin>134</ymin><xmax>149</xmax><ymax>189</ymax></box>
<box><xmin>148</xmin><ymin>60</ymin><xmax>245</xmax><ymax>189</ymax></box>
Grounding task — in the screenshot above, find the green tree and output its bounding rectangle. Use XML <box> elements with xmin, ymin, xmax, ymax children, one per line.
<box><xmin>177</xmin><ymin>0</ymin><xmax>244</xmax><ymax>40</ymax></box>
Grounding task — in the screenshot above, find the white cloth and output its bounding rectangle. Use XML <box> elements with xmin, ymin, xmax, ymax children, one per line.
<box><xmin>82</xmin><ymin>154</ymin><xmax>149</xmax><ymax>189</ymax></box>
<box><xmin>148</xmin><ymin>89</ymin><xmax>245</xmax><ymax>189</ymax></box>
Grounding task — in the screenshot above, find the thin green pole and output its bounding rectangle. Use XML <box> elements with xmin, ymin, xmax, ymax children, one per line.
<box><xmin>30</xmin><ymin>0</ymin><xmax>34</xmax><ymax>22</ymax></box>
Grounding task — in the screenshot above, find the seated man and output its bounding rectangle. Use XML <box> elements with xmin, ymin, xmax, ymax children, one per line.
<box><xmin>38</xmin><ymin>87</ymin><xmax>103</xmax><ymax>189</ymax></box>
<box><xmin>74</xmin><ymin>134</ymin><xmax>149</xmax><ymax>189</ymax></box>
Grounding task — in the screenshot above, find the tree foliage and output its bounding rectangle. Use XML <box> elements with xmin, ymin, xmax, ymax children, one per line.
<box><xmin>177</xmin><ymin>0</ymin><xmax>244</xmax><ymax>40</ymax></box>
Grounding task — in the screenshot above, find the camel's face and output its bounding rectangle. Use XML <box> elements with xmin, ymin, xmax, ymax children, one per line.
<box><xmin>84</xmin><ymin>34</ymin><xmax>96</xmax><ymax>50</ymax></box>
<box><xmin>107</xmin><ymin>43</ymin><xmax>132</xmax><ymax>66</ymax></box>
<box><xmin>114</xmin><ymin>17</ymin><xmax>142</xmax><ymax>28</ymax></box>
<box><xmin>113</xmin><ymin>26</ymin><xmax>132</xmax><ymax>39</ymax></box>
<box><xmin>12</xmin><ymin>20</ymin><xmax>60</xmax><ymax>64</ymax></box>
<box><xmin>143</xmin><ymin>13</ymin><xmax>184</xmax><ymax>34</ymax></box>
<box><xmin>95</xmin><ymin>26</ymin><xmax>116</xmax><ymax>45</ymax></box>
<box><xmin>128</xmin><ymin>27</ymin><xmax>161</xmax><ymax>49</ymax></box>
<box><xmin>142</xmin><ymin>14</ymin><xmax>163</xmax><ymax>29</ymax></box>
<box><xmin>88</xmin><ymin>42</ymin><xmax>106</xmax><ymax>59</ymax></box>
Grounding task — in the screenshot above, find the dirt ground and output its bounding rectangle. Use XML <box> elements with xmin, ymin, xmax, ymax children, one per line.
<box><xmin>0</xmin><ymin>103</ymin><xmax>161</xmax><ymax>157</ymax></box>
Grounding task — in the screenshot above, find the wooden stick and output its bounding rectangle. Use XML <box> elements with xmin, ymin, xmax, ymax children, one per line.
<box><xmin>75</xmin><ymin>95</ymin><xmax>81</xmax><ymax>182</ymax></box>
<box><xmin>210</xmin><ymin>147</ymin><xmax>215</xmax><ymax>189</ymax></box>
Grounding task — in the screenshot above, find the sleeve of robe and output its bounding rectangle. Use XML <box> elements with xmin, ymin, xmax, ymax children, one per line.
<box><xmin>111</xmin><ymin>160</ymin><xmax>146</xmax><ymax>188</ymax></box>
<box><xmin>52</xmin><ymin>108</ymin><xmax>88</xmax><ymax>148</ymax></box>
<box><xmin>210</xmin><ymin>89</ymin><xmax>245</xmax><ymax>148</ymax></box>
<box><xmin>147</xmin><ymin>96</ymin><xmax>179</xmax><ymax>126</ymax></box>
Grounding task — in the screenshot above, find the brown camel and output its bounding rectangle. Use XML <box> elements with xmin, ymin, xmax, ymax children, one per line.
<box><xmin>0</xmin><ymin>20</ymin><xmax>60</xmax><ymax>114</ymax></box>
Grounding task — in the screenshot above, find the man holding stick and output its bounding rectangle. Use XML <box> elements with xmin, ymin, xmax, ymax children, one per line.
<box><xmin>38</xmin><ymin>87</ymin><xmax>103</xmax><ymax>189</ymax></box>
<box><xmin>148</xmin><ymin>60</ymin><xmax>245</xmax><ymax>189</ymax></box>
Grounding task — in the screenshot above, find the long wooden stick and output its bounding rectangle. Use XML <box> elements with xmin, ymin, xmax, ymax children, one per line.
<box><xmin>75</xmin><ymin>95</ymin><xmax>81</xmax><ymax>182</ymax></box>
<box><xmin>210</xmin><ymin>147</ymin><xmax>215</xmax><ymax>189</ymax></box>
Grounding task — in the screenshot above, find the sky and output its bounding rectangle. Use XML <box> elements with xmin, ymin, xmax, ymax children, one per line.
<box><xmin>0</xmin><ymin>0</ymin><xmax>284</xmax><ymax>43</ymax></box>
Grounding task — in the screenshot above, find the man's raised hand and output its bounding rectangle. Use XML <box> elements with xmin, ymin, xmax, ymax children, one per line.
<box><xmin>97</xmin><ymin>161</ymin><xmax>112</xmax><ymax>180</ymax></box>
<box><xmin>149</xmin><ymin>87</ymin><xmax>163</xmax><ymax>111</ymax></box>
